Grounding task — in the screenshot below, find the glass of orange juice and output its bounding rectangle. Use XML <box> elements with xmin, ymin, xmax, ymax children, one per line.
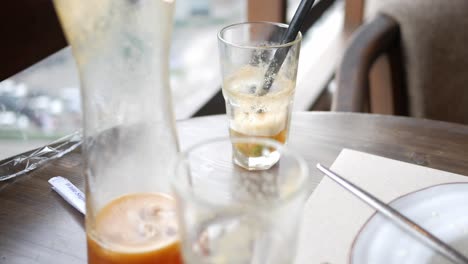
<box><xmin>173</xmin><ymin>137</ymin><xmax>310</xmax><ymax>264</ymax></box>
<box><xmin>53</xmin><ymin>1</ymin><xmax>182</xmax><ymax>263</ymax></box>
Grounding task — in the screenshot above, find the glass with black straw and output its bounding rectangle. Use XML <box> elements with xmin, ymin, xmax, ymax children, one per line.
<box><xmin>217</xmin><ymin>0</ymin><xmax>315</xmax><ymax>170</ymax></box>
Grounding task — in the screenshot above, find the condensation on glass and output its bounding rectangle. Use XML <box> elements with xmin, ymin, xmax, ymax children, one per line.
<box><xmin>53</xmin><ymin>1</ymin><xmax>180</xmax><ymax>262</ymax></box>
<box><xmin>218</xmin><ymin>22</ymin><xmax>302</xmax><ymax>169</ymax></box>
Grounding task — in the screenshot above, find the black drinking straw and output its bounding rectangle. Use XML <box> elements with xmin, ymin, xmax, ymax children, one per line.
<box><xmin>258</xmin><ymin>0</ymin><xmax>316</xmax><ymax>95</ymax></box>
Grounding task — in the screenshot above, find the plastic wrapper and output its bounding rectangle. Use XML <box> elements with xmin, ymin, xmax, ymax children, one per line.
<box><xmin>0</xmin><ymin>131</ymin><xmax>82</xmax><ymax>181</ymax></box>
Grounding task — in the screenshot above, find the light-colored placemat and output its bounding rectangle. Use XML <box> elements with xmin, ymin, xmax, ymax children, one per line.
<box><xmin>295</xmin><ymin>149</ymin><xmax>468</xmax><ymax>264</ymax></box>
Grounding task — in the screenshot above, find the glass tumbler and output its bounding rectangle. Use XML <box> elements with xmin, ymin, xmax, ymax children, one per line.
<box><xmin>218</xmin><ymin>22</ymin><xmax>302</xmax><ymax>170</ymax></box>
<box><xmin>173</xmin><ymin>137</ymin><xmax>310</xmax><ymax>264</ymax></box>
<box><xmin>53</xmin><ymin>1</ymin><xmax>182</xmax><ymax>263</ymax></box>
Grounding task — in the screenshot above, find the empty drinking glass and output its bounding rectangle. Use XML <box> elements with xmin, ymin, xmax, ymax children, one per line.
<box><xmin>173</xmin><ymin>137</ymin><xmax>310</xmax><ymax>264</ymax></box>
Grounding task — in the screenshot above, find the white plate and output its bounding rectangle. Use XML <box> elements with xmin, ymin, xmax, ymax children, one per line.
<box><xmin>351</xmin><ymin>183</ymin><xmax>468</xmax><ymax>264</ymax></box>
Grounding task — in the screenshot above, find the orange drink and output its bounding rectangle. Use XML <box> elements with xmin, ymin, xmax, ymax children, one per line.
<box><xmin>87</xmin><ymin>193</ymin><xmax>182</xmax><ymax>264</ymax></box>
<box><xmin>53</xmin><ymin>1</ymin><xmax>182</xmax><ymax>264</ymax></box>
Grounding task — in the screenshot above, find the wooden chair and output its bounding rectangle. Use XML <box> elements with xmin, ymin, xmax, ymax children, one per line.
<box><xmin>333</xmin><ymin>0</ymin><xmax>468</xmax><ymax>125</ymax></box>
<box><xmin>333</xmin><ymin>14</ymin><xmax>405</xmax><ymax>114</ymax></box>
<box><xmin>0</xmin><ymin>1</ymin><xmax>67</xmax><ymax>81</ymax></box>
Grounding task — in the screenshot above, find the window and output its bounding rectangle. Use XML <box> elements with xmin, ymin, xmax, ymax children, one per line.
<box><xmin>0</xmin><ymin>0</ymin><xmax>246</xmax><ymax>158</ymax></box>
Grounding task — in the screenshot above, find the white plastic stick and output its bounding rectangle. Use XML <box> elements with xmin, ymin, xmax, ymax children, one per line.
<box><xmin>48</xmin><ymin>176</ymin><xmax>86</xmax><ymax>215</ymax></box>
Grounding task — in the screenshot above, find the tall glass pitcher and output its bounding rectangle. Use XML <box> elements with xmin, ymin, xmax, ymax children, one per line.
<box><xmin>53</xmin><ymin>1</ymin><xmax>181</xmax><ymax>263</ymax></box>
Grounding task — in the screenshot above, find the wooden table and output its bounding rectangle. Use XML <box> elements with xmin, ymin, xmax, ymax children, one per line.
<box><xmin>1</xmin><ymin>112</ymin><xmax>467</xmax><ymax>264</ymax></box>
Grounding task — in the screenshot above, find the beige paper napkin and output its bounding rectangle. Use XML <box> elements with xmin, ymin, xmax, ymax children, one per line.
<box><xmin>295</xmin><ymin>149</ymin><xmax>468</xmax><ymax>264</ymax></box>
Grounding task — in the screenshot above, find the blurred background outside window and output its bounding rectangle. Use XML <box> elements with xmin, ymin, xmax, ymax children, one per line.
<box><xmin>0</xmin><ymin>0</ymin><xmax>345</xmax><ymax>159</ymax></box>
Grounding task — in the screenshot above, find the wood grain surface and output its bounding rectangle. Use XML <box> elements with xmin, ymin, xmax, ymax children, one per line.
<box><xmin>0</xmin><ymin>112</ymin><xmax>467</xmax><ymax>264</ymax></box>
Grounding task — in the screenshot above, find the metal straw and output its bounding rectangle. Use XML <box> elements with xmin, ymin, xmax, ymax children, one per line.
<box><xmin>316</xmin><ymin>163</ymin><xmax>468</xmax><ymax>264</ymax></box>
<box><xmin>258</xmin><ymin>0</ymin><xmax>316</xmax><ymax>95</ymax></box>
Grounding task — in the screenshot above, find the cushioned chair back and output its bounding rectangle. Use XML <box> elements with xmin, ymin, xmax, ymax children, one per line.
<box><xmin>367</xmin><ymin>0</ymin><xmax>468</xmax><ymax>124</ymax></box>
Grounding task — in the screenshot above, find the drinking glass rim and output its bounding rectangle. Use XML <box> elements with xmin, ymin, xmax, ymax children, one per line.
<box><xmin>172</xmin><ymin>136</ymin><xmax>310</xmax><ymax>208</ymax></box>
<box><xmin>217</xmin><ymin>21</ymin><xmax>303</xmax><ymax>50</ymax></box>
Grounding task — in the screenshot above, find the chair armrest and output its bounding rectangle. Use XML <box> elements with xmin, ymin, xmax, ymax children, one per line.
<box><xmin>333</xmin><ymin>14</ymin><xmax>400</xmax><ymax>112</ymax></box>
